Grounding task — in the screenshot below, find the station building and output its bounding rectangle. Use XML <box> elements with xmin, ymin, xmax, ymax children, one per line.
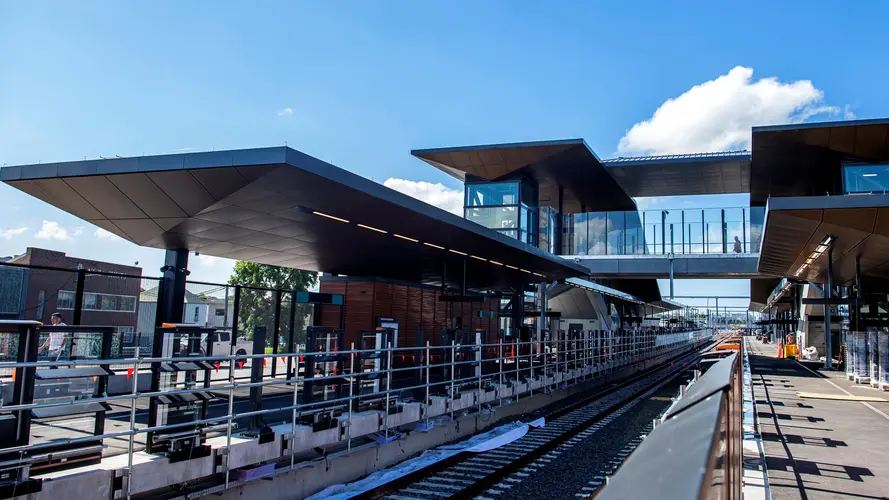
<box><xmin>3</xmin><ymin>118</ymin><xmax>889</xmax><ymax>367</ymax></box>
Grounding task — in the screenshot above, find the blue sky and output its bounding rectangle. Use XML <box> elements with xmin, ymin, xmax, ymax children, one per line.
<box><xmin>2</xmin><ymin>1</ymin><xmax>888</xmax><ymax>311</ymax></box>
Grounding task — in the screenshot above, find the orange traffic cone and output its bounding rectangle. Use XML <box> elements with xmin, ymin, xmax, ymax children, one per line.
<box><xmin>777</xmin><ymin>341</ymin><xmax>784</xmax><ymax>359</ymax></box>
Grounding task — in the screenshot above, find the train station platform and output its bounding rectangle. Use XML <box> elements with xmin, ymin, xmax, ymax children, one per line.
<box><xmin>747</xmin><ymin>339</ymin><xmax>889</xmax><ymax>500</ymax></box>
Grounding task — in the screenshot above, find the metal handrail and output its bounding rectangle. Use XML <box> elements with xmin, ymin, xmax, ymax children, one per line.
<box><xmin>595</xmin><ymin>349</ymin><xmax>742</xmax><ymax>500</ymax></box>
<box><xmin>0</xmin><ymin>331</ymin><xmax>710</xmax><ymax>469</ymax></box>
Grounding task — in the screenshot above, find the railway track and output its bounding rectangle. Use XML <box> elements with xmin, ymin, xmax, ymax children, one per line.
<box><xmin>357</xmin><ymin>342</ymin><xmax>714</xmax><ymax>500</ymax></box>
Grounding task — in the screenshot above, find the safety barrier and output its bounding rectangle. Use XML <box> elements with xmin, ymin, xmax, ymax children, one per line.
<box><xmin>596</xmin><ymin>348</ymin><xmax>742</xmax><ymax>500</ymax></box>
<box><xmin>0</xmin><ymin>322</ymin><xmax>710</xmax><ymax>499</ymax></box>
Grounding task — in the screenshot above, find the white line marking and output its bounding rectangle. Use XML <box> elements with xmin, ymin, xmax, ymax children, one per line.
<box><xmin>794</xmin><ymin>360</ymin><xmax>889</xmax><ymax>422</ymax></box>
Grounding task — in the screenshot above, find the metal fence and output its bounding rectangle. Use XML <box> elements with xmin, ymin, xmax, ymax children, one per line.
<box><xmin>596</xmin><ymin>349</ymin><xmax>743</xmax><ymax>500</ymax></box>
<box><xmin>0</xmin><ymin>261</ymin><xmax>338</xmax><ymax>378</ymax></box>
<box><xmin>0</xmin><ymin>320</ymin><xmax>710</xmax><ymax>498</ymax></box>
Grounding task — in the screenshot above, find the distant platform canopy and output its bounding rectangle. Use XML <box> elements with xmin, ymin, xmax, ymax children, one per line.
<box><xmin>1</xmin><ymin>147</ymin><xmax>589</xmax><ymax>291</ymax></box>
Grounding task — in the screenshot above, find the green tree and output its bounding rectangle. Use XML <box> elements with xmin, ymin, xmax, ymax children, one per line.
<box><xmin>228</xmin><ymin>262</ymin><xmax>317</xmax><ymax>348</ymax></box>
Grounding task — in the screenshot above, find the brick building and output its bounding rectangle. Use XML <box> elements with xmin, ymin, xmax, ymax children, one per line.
<box><xmin>318</xmin><ymin>275</ymin><xmax>500</xmax><ymax>349</ymax></box>
<box><xmin>3</xmin><ymin>248</ymin><xmax>143</xmax><ymax>334</ymax></box>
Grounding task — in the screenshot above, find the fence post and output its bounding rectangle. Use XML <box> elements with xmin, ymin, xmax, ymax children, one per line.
<box><xmin>126</xmin><ymin>347</ymin><xmax>140</xmax><ymax>500</ymax></box>
<box><xmin>348</xmin><ymin>342</ymin><xmax>355</xmax><ymax>453</ymax></box>
<box><xmin>498</xmin><ymin>339</ymin><xmax>504</xmax><ymax>406</ymax></box>
<box><xmin>450</xmin><ymin>341</ymin><xmax>456</xmax><ymax>421</ymax></box>
<box><xmin>224</xmin><ymin>345</ymin><xmax>236</xmax><ymax>488</ymax></box>
<box><xmin>476</xmin><ymin>333</ymin><xmax>482</xmax><ymax>414</ymax></box>
<box><xmin>425</xmin><ymin>341</ymin><xmax>431</xmax><ymax>428</ymax></box>
<box><xmin>290</xmin><ymin>344</ymin><xmax>300</xmax><ymax>470</ymax></box>
<box><xmin>385</xmin><ymin>342</ymin><xmax>392</xmax><ymax>440</ymax></box>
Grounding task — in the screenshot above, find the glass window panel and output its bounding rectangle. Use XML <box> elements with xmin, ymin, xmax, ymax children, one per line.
<box><xmin>57</xmin><ymin>290</ymin><xmax>75</xmax><ymax>310</ymax></box>
<box><xmin>704</xmin><ymin>209</ymin><xmax>723</xmax><ymax>253</ymax></box>
<box><xmin>683</xmin><ymin>209</ymin><xmax>704</xmax><ymax>254</ymax></box>
<box><xmin>624</xmin><ymin>211</ymin><xmax>644</xmax><ymax>255</ymax></box>
<box><xmin>121</xmin><ymin>296</ymin><xmax>136</xmax><ymax>312</ymax></box>
<box><xmin>562</xmin><ymin>215</ymin><xmax>574</xmax><ymax>255</ymax></box>
<box><xmin>84</xmin><ymin>292</ymin><xmax>98</xmax><ymax>310</ymax></box>
<box><xmin>748</xmin><ymin>206</ymin><xmax>765</xmax><ymax>253</ymax></box>
<box><xmin>643</xmin><ymin>210</ymin><xmax>666</xmax><ymax>254</ymax></box>
<box><xmin>538</xmin><ymin>206</ymin><xmax>556</xmax><ymax>254</ymax></box>
<box><xmin>520</xmin><ymin>179</ymin><xmax>538</xmax><ymax>208</ymax></box>
<box><xmin>465</xmin><ymin>182</ymin><xmax>519</xmax><ymax>207</ymax></box>
<box><xmin>607</xmin><ymin>211</ymin><xmax>625</xmax><ymax>255</ymax></box>
<box><xmin>588</xmin><ymin>212</ymin><xmax>607</xmax><ymax>255</ymax></box>
<box><xmin>724</xmin><ymin>208</ymin><xmax>744</xmax><ymax>253</ymax></box>
<box><xmin>843</xmin><ymin>164</ymin><xmax>889</xmax><ymax>194</ymax></box>
<box><xmin>498</xmin><ymin>229</ymin><xmax>518</xmax><ymax>239</ymax></box>
<box><xmin>465</xmin><ymin>206</ymin><xmax>518</xmax><ymax>230</ymax></box>
<box><xmin>572</xmin><ymin>213</ymin><xmax>589</xmax><ymax>255</ymax></box>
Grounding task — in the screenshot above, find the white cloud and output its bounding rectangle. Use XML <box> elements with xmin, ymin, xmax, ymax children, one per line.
<box><xmin>617</xmin><ymin>66</ymin><xmax>842</xmax><ymax>155</ymax></box>
<box><xmin>633</xmin><ymin>197</ymin><xmax>663</xmax><ymax>211</ymax></box>
<box><xmin>0</xmin><ymin>227</ymin><xmax>28</xmax><ymax>240</ymax></box>
<box><xmin>844</xmin><ymin>104</ymin><xmax>856</xmax><ymax>120</ymax></box>
<box><xmin>94</xmin><ymin>228</ymin><xmax>120</xmax><ymax>241</ymax></box>
<box><xmin>35</xmin><ymin>220</ymin><xmax>72</xmax><ymax>241</ymax></box>
<box><xmin>198</xmin><ymin>254</ymin><xmax>217</xmax><ymax>266</ymax></box>
<box><xmin>383</xmin><ymin>178</ymin><xmax>464</xmax><ymax>215</ymax></box>
<box><xmin>277</xmin><ymin>107</ymin><xmax>293</xmax><ymax>116</ymax></box>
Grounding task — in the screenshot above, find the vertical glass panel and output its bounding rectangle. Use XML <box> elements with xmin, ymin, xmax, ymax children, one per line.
<box><xmin>748</xmin><ymin>206</ymin><xmax>765</xmax><ymax>253</ymax></box>
<box><xmin>606</xmin><ymin>211</ymin><xmax>625</xmax><ymax>255</ymax></box>
<box><xmin>624</xmin><ymin>211</ymin><xmax>644</xmax><ymax>255</ymax></box>
<box><xmin>465</xmin><ymin>206</ymin><xmax>518</xmax><ymax>230</ymax></box>
<box><xmin>520</xmin><ymin>205</ymin><xmax>536</xmax><ymax>245</ymax></box>
<box><xmin>643</xmin><ymin>210</ymin><xmax>665</xmax><ymax>254</ymax></box>
<box><xmin>724</xmin><ymin>207</ymin><xmax>744</xmax><ymax>253</ymax></box>
<box><xmin>465</xmin><ymin>182</ymin><xmax>519</xmax><ymax>206</ymax></box>
<box><xmin>572</xmin><ymin>213</ymin><xmax>589</xmax><ymax>255</ymax></box>
<box><xmin>520</xmin><ymin>178</ymin><xmax>539</xmax><ymax>208</ymax></box>
<box><xmin>562</xmin><ymin>215</ymin><xmax>574</xmax><ymax>255</ymax></box>
<box><xmin>704</xmin><ymin>209</ymin><xmax>723</xmax><ymax>253</ymax></box>
<box><xmin>538</xmin><ymin>206</ymin><xmax>555</xmax><ymax>253</ymax></box>
<box><xmin>588</xmin><ymin>212</ymin><xmax>607</xmax><ymax>255</ymax></box>
<box><xmin>664</xmin><ymin>210</ymin><xmax>681</xmax><ymax>254</ymax></box>
<box><xmin>683</xmin><ymin>209</ymin><xmax>704</xmax><ymax>254</ymax></box>
<box><xmin>843</xmin><ymin>164</ymin><xmax>889</xmax><ymax>193</ymax></box>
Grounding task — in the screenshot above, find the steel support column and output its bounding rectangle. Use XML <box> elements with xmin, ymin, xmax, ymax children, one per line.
<box><xmin>825</xmin><ymin>247</ymin><xmax>834</xmax><ymax>369</ymax></box>
<box><xmin>159</xmin><ymin>249</ymin><xmax>189</xmax><ymax>324</ymax></box>
<box><xmin>555</xmin><ymin>186</ymin><xmax>564</xmax><ymax>255</ymax></box>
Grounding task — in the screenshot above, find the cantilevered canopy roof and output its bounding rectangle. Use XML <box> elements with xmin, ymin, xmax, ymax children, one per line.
<box><xmin>749</xmin><ymin>277</ymin><xmax>782</xmax><ymax>312</ymax></box>
<box><xmin>751</xmin><ymin>118</ymin><xmax>889</xmax><ymax>206</ymax></box>
<box><xmin>412</xmin><ymin>139</ymin><xmax>637</xmax><ymax>213</ymax></box>
<box><xmin>758</xmin><ymin>194</ymin><xmax>889</xmax><ymax>287</ymax></box>
<box><xmin>601</xmin><ymin>151</ymin><xmax>751</xmax><ymax>197</ymax></box>
<box><xmin>1</xmin><ymin>147</ymin><xmax>589</xmax><ymax>291</ymax></box>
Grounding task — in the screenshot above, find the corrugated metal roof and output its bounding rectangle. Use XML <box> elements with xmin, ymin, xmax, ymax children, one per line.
<box><xmin>602</xmin><ymin>150</ymin><xmax>751</xmax><ymax>164</ymax></box>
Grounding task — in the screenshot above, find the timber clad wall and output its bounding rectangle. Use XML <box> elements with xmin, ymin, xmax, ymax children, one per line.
<box><xmin>319</xmin><ymin>276</ymin><xmax>500</xmax><ymax>349</ymax></box>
